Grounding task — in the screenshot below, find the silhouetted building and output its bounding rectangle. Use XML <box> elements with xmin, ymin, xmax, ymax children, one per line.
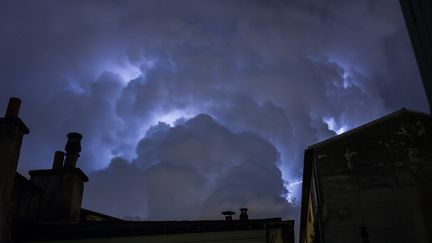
<box><xmin>14</xmin><ymin>218</ymin><xmax>294</xmax><ymax>243</ymax></box>
<box><xmin>400</xmin><ymin>0</ymin><xmax>432</xmax><ymax>113</ymax></box>
<box><xmin>0</xmin><ymin>97</ymin><xmax>295</xmax><ymax>243</ymax></box>
<box><xmin>300</xmin><ymin>109</ymin><xmax>432</xmax><ymax>243</ymax></box>
<box><xmin>0</xmin><ymin>98</ymin><xmax>29</xmax><ymax>242</ymax></box>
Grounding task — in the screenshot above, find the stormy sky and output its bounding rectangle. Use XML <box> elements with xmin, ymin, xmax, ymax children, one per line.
<box><xmin>0</xmin><ymin>0</ymin><xmax>428</xmax><ymax>222</ymax></box>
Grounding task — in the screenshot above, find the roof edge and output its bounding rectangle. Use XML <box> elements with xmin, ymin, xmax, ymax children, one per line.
<box><xmin>308</xmin><ymin>108</ymin><xmax>431</xmax><ymax>149</ymax></box>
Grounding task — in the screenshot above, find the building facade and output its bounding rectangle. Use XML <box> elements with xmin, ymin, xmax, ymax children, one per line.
<box><xmin>400</xmin><ymin>0</ymin><xmax>432</xmax><ymax>113</ymax></box>
<box><xmin>300</xmin><ymin>109</ymin><xmax>432</xmax><ymax>243</ymax></box>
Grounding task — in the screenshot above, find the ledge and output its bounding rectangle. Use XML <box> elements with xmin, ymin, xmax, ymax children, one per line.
<box><xmin>29</xmin><ymin>168</ymin><xmax>89</xmax><ymax>182</ymax></box>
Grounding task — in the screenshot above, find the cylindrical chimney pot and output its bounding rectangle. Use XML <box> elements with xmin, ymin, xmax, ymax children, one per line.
<box><xmin>239</xmin><ymin>208</ymin><xmax>249</xmax><ymax>221</ymax></box>
<box><xmin>5</xmin><ymin>97</ymin><xmax>21</xmax><ymax>118</ymax></box>
<box><xmin>64</xmin><ymin>132</ymin><xmax>83</xmax><ymax>168</ymax></box>
<box><xmin>52</xmin><ymin>151</ymin><xmax>65</xmax><ymax>169</ymax></box>
<box><xmin>65</xmin><ymin>132</ymin><xmax>82</xmax><ymax>154</ymax></box>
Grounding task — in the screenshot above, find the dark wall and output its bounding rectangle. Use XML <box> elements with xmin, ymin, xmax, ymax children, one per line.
<box><xmin>400</xmin><ymin>0</ymin><xmax>432</xmax><ymax>113</ymax></box>
<box><xmin>312</xmin><ymin>112</ymin><xmax>432</xmax><ymax>242</ymax></box>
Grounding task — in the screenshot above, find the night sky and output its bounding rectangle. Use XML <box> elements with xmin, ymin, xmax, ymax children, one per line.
<box><xmin>0</xmin><ymin>0</ymin><xmax>428</xmax><ymax>222</ymax></box>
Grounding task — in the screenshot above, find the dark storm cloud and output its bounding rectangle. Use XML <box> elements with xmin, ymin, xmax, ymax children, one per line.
<box><xmin>0</xmin><ymin>0</ymin><xmax>428</xmax><ymax>221</ymax></box>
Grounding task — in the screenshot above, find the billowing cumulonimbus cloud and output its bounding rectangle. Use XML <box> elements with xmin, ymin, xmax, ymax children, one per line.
<box><xmin>84</xmin><ymin>114</ymin><xmax>295</xmax><ymax>220</ymax></box>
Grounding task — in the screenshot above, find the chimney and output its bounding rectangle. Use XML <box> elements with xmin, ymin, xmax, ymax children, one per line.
<box><xmin>4</xmin><ymin>97</ymin><xmax>21</xmax><ymax>118</ymax></box>
<box><xmin>0</xmin><ymin>97</ymin><xmax>29</xmax><ymax>242</ymax></box>
<box><xmin>239</xmin><ymin>208</ymin><xmax>249</xmax><ymax>221</ymax></box>
<box><xmin>222</xmin><ymin>211</ymin><xmax>235</xmax><ymax>221</ymax></box>
<box><xmin>29</xmin><ymin>133</ymin><xmax>88</xmax><ymax>223</ymax></box>
<box><xmin>52</xmin><ymin>151</ymin><xmax>64</xmax><ymax>169</ymax></box>
<box><xmin>63</xmin><ymin>133</ymin><xmax>82</xmax><ymax>168</ymax></box>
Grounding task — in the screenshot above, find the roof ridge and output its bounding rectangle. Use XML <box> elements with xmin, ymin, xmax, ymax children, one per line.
<box><xmin>308</xmin><ymin>108</ymin><xmax>430</xmax><ymax>149</ymax></box>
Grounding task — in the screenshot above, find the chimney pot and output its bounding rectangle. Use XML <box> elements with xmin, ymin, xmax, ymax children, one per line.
<box><xmin>65</xmin><ymin>132</ymin><xmax>82</xmax><ymax>154</ymax></box>
<box><xmin>222</xmin><ymin>211</ymin><xmax>235</xmax><ymax>221</ymax></box>
<box><xmin>52</xmin><ymin>151</ymin><xmax>65</xmax><ymax>169</ymax></box>
<box><xmin>239</xmin><ymin>208</ymin><xmax>249</xmax><ymax>221</ymax></box>
<box><xmin>64</xmin><ymin>132</ymin><xmax>83</xmax><ymax>168</ymax></box>
<box><xmin>5</xmin><ymin>97</ymin><xmax>21</xmax><ymax>118</ymax></box>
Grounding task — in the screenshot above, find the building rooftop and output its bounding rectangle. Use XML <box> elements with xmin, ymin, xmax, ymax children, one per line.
<box><xmin>308</xmin><ymin>108</ymin><xmax>431</xmax><ymax>149</ymax></box>
<box><xmin>13</xmin><ymin>218</ymin><xmax>294</xmax><ymax>242</ymax></box>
